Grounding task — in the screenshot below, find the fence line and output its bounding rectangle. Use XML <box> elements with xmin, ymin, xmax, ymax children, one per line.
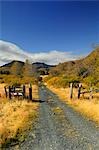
<box><xmin>69</xmin><ymin>83</ymin><xmax>99</xmax><ymax>99</ymax></box>
<box><xmin>4</xmin><ymin>84</ymin><xmax>33</xmax><ymax>100</ymax></box>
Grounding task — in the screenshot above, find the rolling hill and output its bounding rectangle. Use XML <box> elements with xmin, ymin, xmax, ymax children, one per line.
<box><xmin>47</xmin><ymin>47</ymin><xmax>99</xmax><ymax>87</ymax></box>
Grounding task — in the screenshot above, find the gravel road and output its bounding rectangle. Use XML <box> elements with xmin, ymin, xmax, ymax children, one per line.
<box><xmin>7</xmin><ymin>85</ymin><xmax>99</xmax><ymax>150</ymax></box>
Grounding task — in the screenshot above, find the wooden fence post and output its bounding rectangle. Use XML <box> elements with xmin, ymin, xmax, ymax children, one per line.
<box><xmin>13</xmin><ymin>86</ymin><xmax>15</xmax><ymax>92</ymax></box>
<box><xmin>23</xmin><ymin>85</ymin><xmax>26</xmax><ymax>99</ymax></box>
<box><xmin>8</xmin><ymin>86</ymin><xmax>11</xmax><ymax>99</ymax></box>
<box><xmin>29</xmin><ymin>84</ymin><xmax>32</xmax><ymax>100</ymax></box>
<box><xmin>90</xmin><ymin>87</ymin><xmax>93</xmax><ymax>99</ymax></box>
<box><xmin>78</xmin><ymin>83</ymin><xmax>82</xmax><ymax>99</ymax></box>
<box><xmin>4</xmin><ymin>86</ymin><xmax>7</xmax><ymax>98</ymax></box>
<box><xmin>70</xmin><ymin>83</ymin><xmax>73</xmax><ymax>99</ymax></box>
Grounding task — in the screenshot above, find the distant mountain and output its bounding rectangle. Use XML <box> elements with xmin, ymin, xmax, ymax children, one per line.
<box><xmin>32</xmin><ymin>62</ymin><xmax>55</xmax><ymax>75</ymax></box>
<box><xmin>0</xmin><ymin>60</ymin><xmax>55</xmax><ymax>75</ymax></box>
<box><xmin>32</xmin><ymin>62</ymin><xmax>54</xmax><ymax>69</ymax></box>
<box><xmin>0</xmin><ymin>60</ymin><xmax>24</xmax><ymax>75</ymax></box>
<box><xmin>1</xmin><ymin>60</ymin><xmax>24</xmax><ymax>68</ymax></box>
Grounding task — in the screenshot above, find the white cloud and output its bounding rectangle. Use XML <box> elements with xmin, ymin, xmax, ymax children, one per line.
<box><xmin>0</xmin><ymin>40</ymin><xmax>77</xmax><ymax>66</ymax></box>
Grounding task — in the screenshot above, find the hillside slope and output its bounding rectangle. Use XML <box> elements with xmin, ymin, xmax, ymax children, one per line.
<box><xmin>47</xmin><ymin>47</ymin><xmax>99</xmax><ymax>87</ymax></box>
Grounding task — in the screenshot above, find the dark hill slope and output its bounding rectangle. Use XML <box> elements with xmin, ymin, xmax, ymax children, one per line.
<box><xmin>1</xmin><ymin>60</ymin><xmax>24</xmax><ymax>68</ymax></box>
<box><xmin>32</xmin><ymin>62</ymin><xmax>55</xmax><ymax>75</ymax></box>
<box><xmin>0</xmin><ymin>60</ymin><xmax>24</xmax><ymax>75</ymax></box>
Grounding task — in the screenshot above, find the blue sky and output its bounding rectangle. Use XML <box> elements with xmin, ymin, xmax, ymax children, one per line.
<box><xmin>0</xmin><ymin>1</ymin><xmax>99</xmax><ymax>65</ymax></box>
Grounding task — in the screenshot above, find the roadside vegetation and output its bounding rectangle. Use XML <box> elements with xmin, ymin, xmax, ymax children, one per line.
<box><xmin>0</xmin><ymin>84</ymin><xmax>39</xmax><ymax>148</ymax></box>
<box><xmin>0</xmin><ymin>59</ymin><xmax>41</xmax><ymax>147</ymax></box>
<box><xmin>0</xmin><ymin>75</ymin><xmax>37</xmax><ymax>86</ymax></box>
<box><xmin>46</xmin><ymin>85</ymin><xmax>99</xmax><ymax>125</ymax></box>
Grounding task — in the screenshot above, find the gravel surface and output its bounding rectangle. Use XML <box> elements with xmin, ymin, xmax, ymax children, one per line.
<box><xmin>6</xmin><ymin>85</ymin><xmax>99</xmax><ymax>150</ymax></box>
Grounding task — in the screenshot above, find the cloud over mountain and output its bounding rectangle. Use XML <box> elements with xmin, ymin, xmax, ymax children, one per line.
<box><xmin>0</xmin><ymin>40</ymin><xmax>77</xmax><ymax>66</ymax></box>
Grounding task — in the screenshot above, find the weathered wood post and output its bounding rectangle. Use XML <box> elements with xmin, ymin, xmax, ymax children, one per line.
<box><xmin>78</xmin><ymin>83</ymin><xmax>82</xmax><ymax>99</ymax></box>
<box><xmin>8</xmin><ymin>86</ymin><xmax>12</xmax><ymax>99</ymax></box>
<box><xmin>13</xmin><ymin>86</ymin><xmax>15</xmax><ymax>92</ymax></box>
<box><xmin>29</xmin><ymin>84</ymin><xmax>32</xmax><ymax>100</ymax></box>
<box><xmin>70</xmin><ymin>83</ymin><xmax>73</xmax><ymax>99</ymax></box>
<box><xmin>23</xmin><ymin>85</ymin><xmax>26</xmax><ymax>99</ymax></box>
<box><xmin>90</xmin><ymin>87</ymin><xmax>93</xmax><ymax>100</ymax></box>
<box><xmin>4</xmin><ymin>86</ymin><xmax>7</xmax><ymax>98</ymax></box>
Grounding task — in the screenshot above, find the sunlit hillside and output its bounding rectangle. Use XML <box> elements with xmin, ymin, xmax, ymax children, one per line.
<box><xmin>45</xmin><ymin>47</ymin><xmax>99</xmax><ymax>88</ymax></box>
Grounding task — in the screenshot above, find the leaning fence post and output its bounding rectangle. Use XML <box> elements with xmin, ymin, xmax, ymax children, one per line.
<box><xmin>70</xmin><ymin>83</ymin><xmax>73</xmax><ymax>99</ymax></box>
<box><xmin>90</xmin><ymin>87</ymin><xmax>93</xmax><ymax>99</ymax></box>
<box><xmin>4</xmin><ymin>86</ymin><xmax>7</xmax><ymax>98</ymax></box>
<box><xmin>29</xmin><ymin>84</ymin><xmax>32</xmax><ymax>100</ymax></box>
<box><xmin>23</xmin><ymin>85</ymin><xmax>26</xmax><ymax>99</ymax></box>
<box><xmin>78</xmin><ymin>83</ymin><xmax>82</xmax><ymax>99</ymax></box>
<box><xmin>8</xmin><ymin>86</ymin><xmax>11</xmax><ymax>99</ymax></box>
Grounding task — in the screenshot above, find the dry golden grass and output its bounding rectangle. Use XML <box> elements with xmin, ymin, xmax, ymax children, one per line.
<box><xmin>25</xmin><ymin>84</ymin><xmax>39</xmax><ymax>100</ymax></box>
<box><xmin>47</xmin><ymin>85</ymin><xmax>99</xmax><ymax>125</ymax></box>
<box><xmin>0</xmin><ymin>84</ymin><xmax>39</xmax><ymax>147</ymax></box>
<box><xmin>0</xmin><ymin>83</ymin><xmax>6</xmax><ymax>97</ymax></box>
<box><xmin>32</xmin><ymin>85</ymin><xmax>39</xmax><ymax>100</ymax></box>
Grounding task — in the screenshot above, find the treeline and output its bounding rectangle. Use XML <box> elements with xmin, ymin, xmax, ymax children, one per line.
<box><xmin>0</xmin><ymin>70</ymin><xmax>10</xmax><ymax>75</ymax></box>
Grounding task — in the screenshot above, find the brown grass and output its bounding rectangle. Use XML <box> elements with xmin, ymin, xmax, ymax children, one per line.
<box><xmin>0</xmin><ymin>83</ymin><xmax>6</xmax><ymax>97</ymax></box>
<box><xmin>47</xmin><ymin>85</ymin><xmax>99</xmax><ymax>125</ymax></box>
<box><xmin>32</xmin><ymin>85</ymin><xmax>39</xmax><ymax>100</ymax></box>
<box><xmin>0</xmin><ymin>84</ymin><xmax>39</xmax><ymax>147</ymax></box>
<box><xmin>25</xmin><ymin>84</ymin><xmax>39</xmax><ymax>100</ymax></box>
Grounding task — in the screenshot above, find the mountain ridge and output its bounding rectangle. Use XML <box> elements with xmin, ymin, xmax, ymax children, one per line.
<box><xmin>0</xmin><ymin>60</ymin><xmax>55</xmax><ymax>75</ymax></box>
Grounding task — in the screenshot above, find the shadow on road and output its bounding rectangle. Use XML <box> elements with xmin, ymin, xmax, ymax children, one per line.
<box><xmin>32</xmin><ymin>99</ymin><xmax>45</xmax><ymax>103</ymax></box>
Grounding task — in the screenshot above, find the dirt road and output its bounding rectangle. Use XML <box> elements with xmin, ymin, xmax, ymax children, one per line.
<box><xmin>8</xmin><ymin>85</ymin><xmax>99</xmax><ymax>150</ymax></box>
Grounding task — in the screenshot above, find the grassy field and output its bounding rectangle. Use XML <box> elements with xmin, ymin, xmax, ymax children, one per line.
<box><xmin>47</xmin><ymin>85</ymin><xmax>99</xmax><ymax>125</ymax></box>
<box><xmin>0</xmin><ymin>83</ymin><xmax>6</xmax><ymax>97</ymax></box>
<box><xmin>0</xmin><ymin>84</ymin><xmax>39</xmax><ymax>147</ymax></box>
